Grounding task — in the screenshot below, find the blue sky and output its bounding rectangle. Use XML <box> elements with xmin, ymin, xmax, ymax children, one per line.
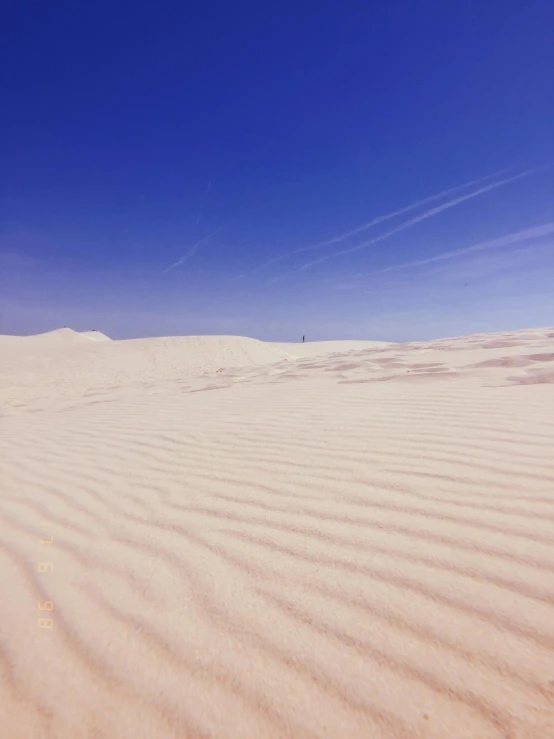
<box><xmin>1</xmin><ymin>0</ymin><xmax>553</xmax><ymax>341</ymax></box>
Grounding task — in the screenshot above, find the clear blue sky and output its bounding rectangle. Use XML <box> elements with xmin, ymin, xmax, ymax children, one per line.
<box><xmin>1</xmin><ymin>0</ymin><xmax>553</xmax><ymax>340</ymax></box>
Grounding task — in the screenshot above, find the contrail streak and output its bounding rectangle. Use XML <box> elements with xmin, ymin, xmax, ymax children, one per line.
<box><xmin>372</xmin><ymin>222</ymin><xmax>554</xmax><ymax>275</ymax></box>
<box><xmin>298</xmin><ymin>164</ymin><xmax>552</xmax><ymax>271</ymax></box>
<box><xmin>196</xmin><ymin>176</ymin><xmax>212</xmax><ymax>224</ymax></box>
<box><xmin>244</xmin><ymin>168</ymin><xmax>512</xmax><ymax>277</ymax></box>
<box><xmin>163</xmin><ymin>226</ymin><xmax>223</xmax><ymax>273</ymax></box>
<box><xmin>302</xmin><ymin>168</ymin><xmax>513</xmax><ymax>253</ymax></box>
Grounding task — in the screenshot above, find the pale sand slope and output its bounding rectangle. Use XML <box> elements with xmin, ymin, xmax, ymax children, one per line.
<box><xmin>0</xmin><ymin>329</ymin><xmax>296</xmax><ymax>412</ymax></box>
<box><xmin>79</xmin><ymin>330</ymin><xmax>113</xmax><ymax>342</ymax></box>
<box><xmin>273</xmin><ymin>340</ymin><xmax>391</xmax><ymax>358</ymax></box>
<box><xmin>0</xmin><ymin>328</ymin><xmax>554</xmax><ymax>739</ymax></box>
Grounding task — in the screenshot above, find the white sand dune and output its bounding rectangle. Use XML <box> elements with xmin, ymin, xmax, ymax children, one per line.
<box><xmin>1</xmin><ymin>327</ymin><xmax>553</xmax><ymax>739</ymax></box>
<box><xmin>274</xmin><ymin>339</ymin><xmax>391</xmax><ymax>358</ymax></box>
<box><xmin>0</xmin><ymin>330</ymin><xmax>295</xmax><ymax>412</ymax></box>
<box><xmin>80</xmin><ymin>330</ymin><xmax>113</xmax><ymax>342</ymax></box>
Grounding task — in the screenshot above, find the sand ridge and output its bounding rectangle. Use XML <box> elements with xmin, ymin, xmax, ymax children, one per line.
<box><xmin>0</xmin><ymin>327</ymin><xmax>553</xmax><ymax>738</ymax></box>
<box><xmin>0</xmin><ymin>331</ymin><xmax>297</xmax><ymax>412</ymax></box>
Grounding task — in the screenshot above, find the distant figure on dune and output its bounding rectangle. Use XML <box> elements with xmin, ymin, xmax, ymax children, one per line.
<box><xmin>302</xmin><ymin>335</ymin><xmax>305</xmax><ymax>343</ymax></box>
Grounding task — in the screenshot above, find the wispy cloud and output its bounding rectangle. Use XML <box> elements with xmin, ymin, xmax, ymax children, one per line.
<box><xmin>300</xmin><ymin>168</ymin><xmax>513</xmax><ymax>252</ymax></box>
<box><xmin>371</xmin><ymin>222</ymin><xmax>554</xmax><ymax>276</ymax></box>
<box><xmin>163</xmin><ymin>226</ymin><xmax>223</xmax><ymax>273</ymax></box>
<box><xmin>196</xmin><ymin>176</ymin><xmax>213</xmax><ymax>224</ymax></box>
<box><xmin>244</xmin><ymin>167</ymin><xmax>512</xmax><ymax>277</ymax></box>
<box><xmin>328</xmin><ymin>223</ymin><xmax>554</xmax><ymax>293</ymax></box>
<box><xmin>298</xmin><ymin>164</ymin><xmax>552</xmax><ymax>271</ymax></box>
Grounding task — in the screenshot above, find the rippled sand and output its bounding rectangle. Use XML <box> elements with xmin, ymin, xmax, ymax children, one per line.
<box><xmin>1</xmin><ymin>327</ymin><xmax>553</xmax><ymax>738</ymax></box>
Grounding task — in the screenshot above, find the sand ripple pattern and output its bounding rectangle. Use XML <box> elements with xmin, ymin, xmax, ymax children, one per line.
<box><xmin>1</xmin><ymin>328</ymin><xmax>554</xmax><ymax>738</ymax></box>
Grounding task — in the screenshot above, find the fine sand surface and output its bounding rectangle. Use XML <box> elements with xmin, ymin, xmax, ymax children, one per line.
<box><xmin>1</xmin><ymin>327</ymin><xmax>554</xmax><ymax>739</ymax></box>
